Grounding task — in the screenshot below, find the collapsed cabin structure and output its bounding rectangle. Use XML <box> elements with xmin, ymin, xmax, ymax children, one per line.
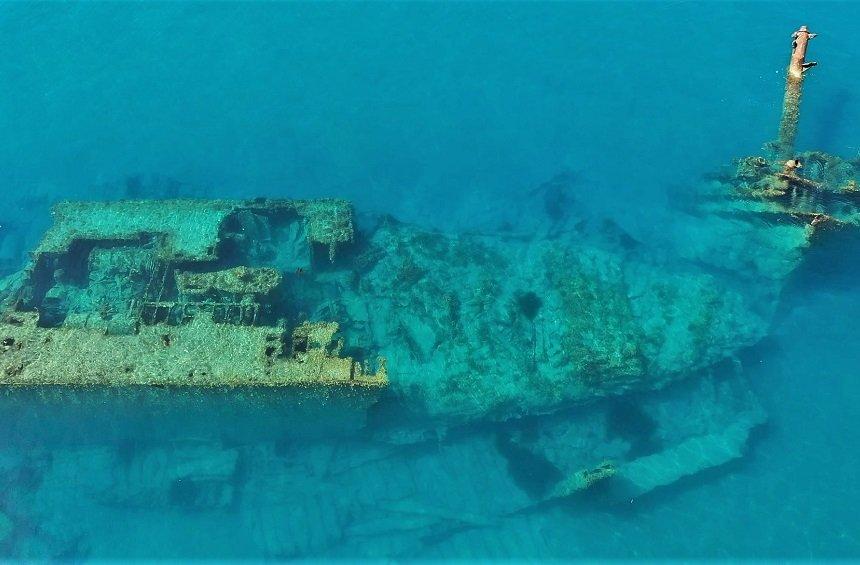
<box><xmin>0</xmin><ymin>198</ymin><xmax>386</xmax><ymax>387</ymax></box>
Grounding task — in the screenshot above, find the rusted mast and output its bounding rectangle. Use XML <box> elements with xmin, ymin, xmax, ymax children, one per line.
<box><xmin>777</xmin><ymin>25</ymin><xmax>817</xmax><ymax>158</ymax></box>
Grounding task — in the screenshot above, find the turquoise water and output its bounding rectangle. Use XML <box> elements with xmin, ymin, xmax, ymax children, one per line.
<box><xmin>1</xmin><ymin>2</ymin><xmax>860</xmax><ymax>560</ymax></box>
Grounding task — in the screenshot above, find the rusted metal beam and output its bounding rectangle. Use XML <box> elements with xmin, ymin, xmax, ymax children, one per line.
<box><xmin>777</xmin><ymin>25</ymin><xmax>818</xmax><ymax>157</ymax></box>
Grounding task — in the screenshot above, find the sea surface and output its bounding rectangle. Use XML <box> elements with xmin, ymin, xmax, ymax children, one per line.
<box><xmin>1</xmin><ymin>2</ymin><xmax>859</xmax><ymax>560</ymax></box>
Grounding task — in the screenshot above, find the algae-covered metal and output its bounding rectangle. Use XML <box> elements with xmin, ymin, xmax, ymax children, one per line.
<box><xmin>0</xmin><ymin>198</ymin><xmax>385</xmax><ymax>387</ymax></box>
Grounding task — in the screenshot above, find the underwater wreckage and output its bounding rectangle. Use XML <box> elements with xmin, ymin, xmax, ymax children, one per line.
<box><xmin>1</xmin><ymin>25</ymin><xmax>858</xmax><ymax>508</ymax></box>
<box><xmin>0</xmin><ymin>198</ymin><xmax>387</xmax><ymax>388</ymax></box>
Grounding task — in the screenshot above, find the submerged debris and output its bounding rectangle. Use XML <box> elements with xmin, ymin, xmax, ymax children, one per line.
<box><xmin>550</xmin><ymin>461</ymin><xmax>616</xmax><ymax>498</ymax></box>
<box><xmin>717</xmin><ymin>150</ymin><xmax>860</xmax><ymax>231</ymax></box>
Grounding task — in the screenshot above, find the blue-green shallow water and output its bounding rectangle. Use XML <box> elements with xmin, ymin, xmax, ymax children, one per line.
<box><xmin>1</xmin><ymin>2</ymin><xmax>859</xmax><ymax>560</ymax></box>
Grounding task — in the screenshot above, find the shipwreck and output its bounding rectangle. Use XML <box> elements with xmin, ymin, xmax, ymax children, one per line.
<box><xmin>0</xmin><ymin>25</ymin><xmax>858</xmax><ymax>523</ymax></box>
